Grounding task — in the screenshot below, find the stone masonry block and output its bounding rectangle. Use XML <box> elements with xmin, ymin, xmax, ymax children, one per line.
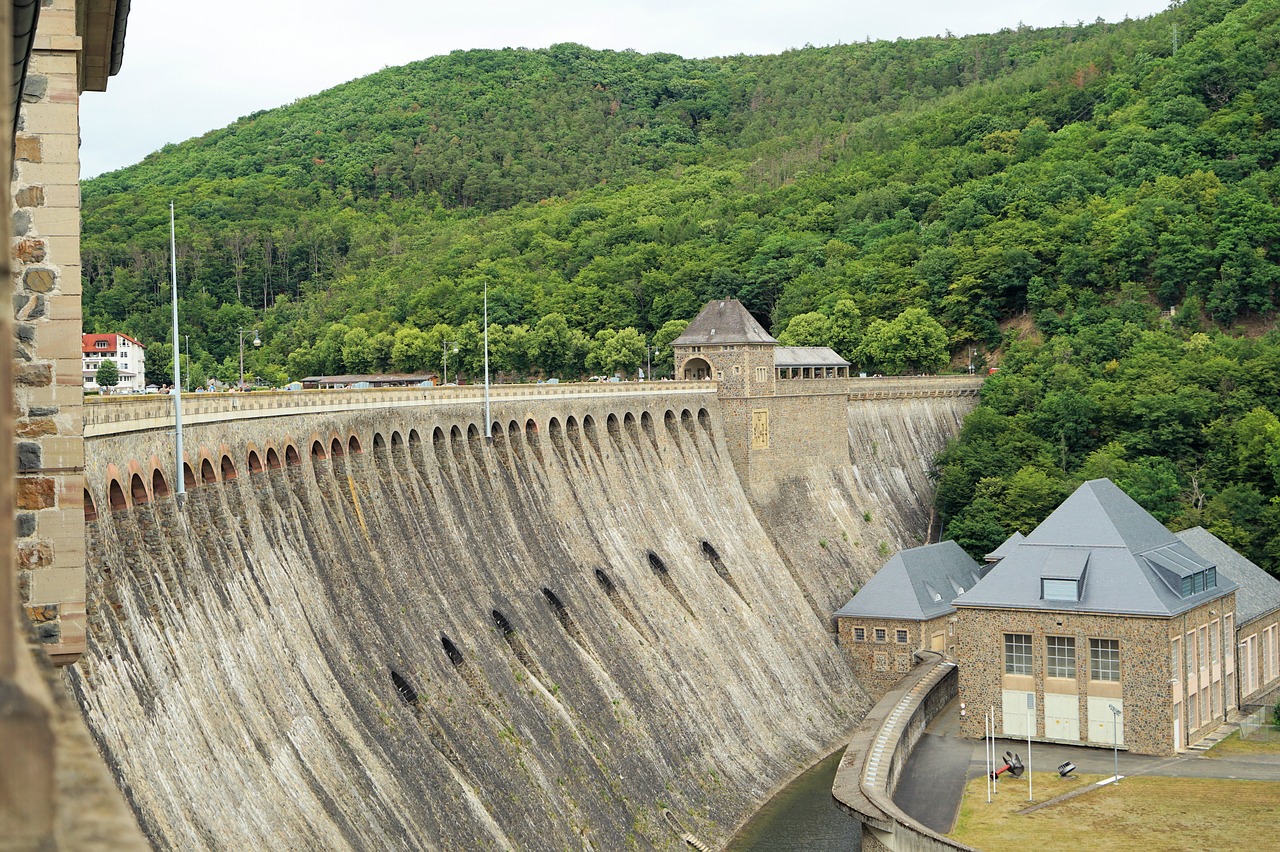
<box><xmin>17</xmin><ymin>442</ymin><xmax>42</xmax><ymax>472</ymax></box>
<box><xmin>41</xmin><ymin>183</ymin><xmax>78</xmax><ymax>207</ymax></box>
<box><xmin>16</xmin><ymin>363</ymin><xmax>52</xmax><ymax>387</ymax></box>
<box><xmin>17</xmin><ymin>477</ymin><xmax>55</xmax><ymax>509</ymax></box>
<box><xmin>37</xmin><ymin>507</ymin><xmax>84</xmax><ymax>545</ymax></box>
<box><xmin>15</xmin><ymin>238</ymin><xmax>48</xmax><ymax>263</ymax></box>
<box><xmin>16</xmin><ymin>102</ymin><xmax>79</xmax><ymax>136</ymax></box>
<box><xmin>16</xmin><ymin>418</ymin><xmax>58</xmax><ymax>438</ymax></box>
<box><xmin>17</xmin><ymin>513</ymin><xmax>37</xmax><ymax>537</ymax></box>
<box><xmin>14</xmin><ymin>135</ymin><xmax>41</xmax><ymax>162</ymax></box>
<box><xmin>43</xmin><ymin>235</ymin><xmax>83</xmax><ymax>265</ymax></box>
<box><xmin>18</xmin><ymin>540</ymin><xmax>54</xmax><ymax>570</ymax></box>
<box><xmin>28</xmin><ymin>567</ymin><xmax>85</xmax><ymax>606</ymax></box>
<box><xmin>36</xmin><ymin>435</ymin><xmax>83</xmax><ymax>469</ymax></box>
<box><xmin>15</xmin><ymin>185</ymin><xmax>46</xmax><ymax>208</ymax></box>
<box><xmin>36</xmin><ymin>320</ymin><xmax>83</xmax><ymax>359</ymax></box>
<box><xmin>31</xmin><ymin>207</ymin><xmax>78</xmax><ymax>237</ymax></box>
<box><xmin>35</xmin><ymin>133</ymin><xmax>78</xmax><ymax>164</ymax></box>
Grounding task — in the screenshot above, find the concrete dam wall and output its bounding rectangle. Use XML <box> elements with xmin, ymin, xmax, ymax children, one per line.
<box><xmin>69</xmin><ymin>385</ymin><xmax>974</xmax><ymax>849</ymax></box>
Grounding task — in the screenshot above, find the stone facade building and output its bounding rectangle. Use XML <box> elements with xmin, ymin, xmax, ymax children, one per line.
<box><xmin>954</xmin><ymin>479</ymin><xmax>1240</xmax><ymax>756</ymax></box>
<box><xmin>1177</xmin><ymin>526</ymin><xmax>1280</xmax><ymax>709</ymax></box>
<box><xmin>835</xmin><ymin>540</ymin><xmax>980</xmax><ymax>697</ymax></box>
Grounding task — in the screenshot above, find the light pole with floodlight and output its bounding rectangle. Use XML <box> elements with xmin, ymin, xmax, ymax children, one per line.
<box><xmin>1109</xmin><ymin>704</ymin><xmax>1122</xmax><ymax>782</ymax></box>
<box><xmin>238</xmin><ymin>328</ymin><xmax>260</xmax><ymax>390</ymax></box>
<box><xmin>442</xmin><ymin>339</ymin><xmax>459</xmax><ymax>385</ymax></box>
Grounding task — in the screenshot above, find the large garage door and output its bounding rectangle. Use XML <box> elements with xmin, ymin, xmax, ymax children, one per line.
<box><xmin>1044</xmin><ymin>692</ymin><xmax>1080</xmax><ymax>741</ymax></box>
<box><xmin>1087</xmin><ymin>696</ymin><xmax>1124</xmax><ymax>745</ymax></box>
<box><xmin>1002</xmin><ymin>690</ymin><xmax>1036</xmax><ymax>737</ymax></box>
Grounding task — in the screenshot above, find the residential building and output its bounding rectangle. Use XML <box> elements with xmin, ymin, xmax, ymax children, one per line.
<box><xmin>83</xmin><ymin>332</ymin><xmax>146</xmax><ymax>392</ymax></box>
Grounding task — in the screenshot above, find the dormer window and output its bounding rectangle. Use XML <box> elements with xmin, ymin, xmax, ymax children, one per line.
<box><xmin>1042</xmin><ymin>578</ymin><xmax>1079</xmax><ymax>601</ymax></box>
<box><xmin>95</xmin><ymin>341</ymin><xmax>108</xmax><ymax>348</ymax></box>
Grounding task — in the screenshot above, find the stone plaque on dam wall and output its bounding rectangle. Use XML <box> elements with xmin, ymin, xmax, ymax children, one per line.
<box><xmin>71</xmin><ymin>383</ymin><xmax>975</xmax><ymax>848</ymax></box>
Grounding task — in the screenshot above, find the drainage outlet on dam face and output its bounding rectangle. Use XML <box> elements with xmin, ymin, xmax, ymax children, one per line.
<box><xmin>390</xmin><ymin>668</ymin><xmax>420</xmax><ymax>706</ymax></box>
<box><xmin>441</xmin><ymin>634</ymin><xmax>465</xmax><ymax>667</ymax></box>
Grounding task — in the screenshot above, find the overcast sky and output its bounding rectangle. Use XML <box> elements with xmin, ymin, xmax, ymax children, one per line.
<box><xmin>78</xmin><ymin>1</ymin><xmax>1173</xmax><ymax>179</ymax></box>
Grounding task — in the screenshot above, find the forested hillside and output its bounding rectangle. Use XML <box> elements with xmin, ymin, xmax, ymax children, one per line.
<box><xmin>81</xmin><ymin>0</ymin><xmax>1280</xmax><ymax>570</ymax></box>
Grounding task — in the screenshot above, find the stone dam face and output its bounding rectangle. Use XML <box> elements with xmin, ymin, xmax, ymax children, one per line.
<box><xmin>69</xmin><ymin>387</ymin><xmax>974</xmax><ymax>849</ymax></box>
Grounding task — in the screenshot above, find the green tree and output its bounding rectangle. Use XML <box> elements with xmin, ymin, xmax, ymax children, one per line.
<box><xmin>95</xmin><ymin>359</ymin><xmax>120</xmax><ymax>393</ymax></box>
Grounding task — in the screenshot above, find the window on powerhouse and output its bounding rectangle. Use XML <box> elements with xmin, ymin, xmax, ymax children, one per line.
<box><xmin>1004</xmin><ymin>633</ymin><xmax>1032</xmax><ymax>675</ymax></box>
<box><xmin>1047</xmin><ymin>636</ymin><xmax>1076</xmax><ymax>678</ymax></box>
<box><xmin>1090</xmin><ymin>638</ymin><xmax>1120</xmax><ymax>681</ymax></box>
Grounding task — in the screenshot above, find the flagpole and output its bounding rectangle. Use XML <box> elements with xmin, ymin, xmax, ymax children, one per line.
<box><xmin>170</xmin><ymin>202</ymin><xmax>186</xmax><ymax>508</ymax></box>
<box><xmin>483</xmin><ymin>280</ymin><xmax>491</xmax><ymax>444</ymax></box>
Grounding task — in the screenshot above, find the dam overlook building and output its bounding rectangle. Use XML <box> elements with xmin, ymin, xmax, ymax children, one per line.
<box><xmin>672</xmin><ymin>299</ymin><xmax>851</xmax><ymax>390</ymax></box>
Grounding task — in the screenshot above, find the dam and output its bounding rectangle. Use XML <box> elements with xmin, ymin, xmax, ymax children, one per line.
<box><xmin>69</xmin><ymin>377</ymin><xmax>978</xmax><ymax>849</ymax></box>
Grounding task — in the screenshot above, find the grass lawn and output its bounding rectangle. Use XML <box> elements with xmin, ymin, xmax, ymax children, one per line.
<box><xmin>950</xmin><ymin>771</ymin><xmax>1280</xmax><ymax>852</ymax></box>
<box><xmin>1204</xmin><ymin>728</ymin><xmax>1280</xmax><ymax>757</ymax></box>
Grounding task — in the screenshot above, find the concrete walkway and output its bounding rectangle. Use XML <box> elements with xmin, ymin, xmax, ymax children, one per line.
<box><xmin>893</xmin><ymin>698</ymin><xmax>1280</xmax><ymax>833</ymax></box>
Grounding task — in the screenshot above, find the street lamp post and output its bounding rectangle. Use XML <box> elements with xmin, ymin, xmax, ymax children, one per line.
<box><xmin>1109</xmin><ymin>704</ymin><xmax>1122</xmax><ymax>783</ymax></box>
<box><xmin>442</xmin><ymin>339</ymin><xmax>459</xmax><ymax>385</ymax></box>
<box><xmin>644</xmin><ymin>345</ymin><xmax>653</xmax><ymax>381</ymax></box>
<box><xmin>184</xmin><ymin>334</ymin><xmax>190</xmax><ymax>392</ymax></box>
<box><xmin>238</xmin><ymin>328</ymin><xmax>260</xmax><ymax>390</ymax></box>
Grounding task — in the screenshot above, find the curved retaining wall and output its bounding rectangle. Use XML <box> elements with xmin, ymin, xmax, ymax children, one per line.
<box><xmin>832</xmin><ymin>659</ymin><xmax>977</xmax><ymax>852</ymax></box>
<box><xmin>72</xmin><ymin>382</ymin><xmax>976</xmax><ymax>849</ymax></box>
<box><xmin>74</xmin><ymin>392</ymin><xmax>875</xmax><ymax>849</ymax></box>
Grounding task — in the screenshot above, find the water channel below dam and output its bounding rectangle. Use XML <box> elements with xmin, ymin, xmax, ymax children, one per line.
<box><xmin>727</xmin><ymin>748</ymin><xmax>861</xmax><ymax>851</ymax></box>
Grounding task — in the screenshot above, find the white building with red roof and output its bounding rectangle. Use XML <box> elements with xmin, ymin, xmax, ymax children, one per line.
<box><xmin>82</xmin><ymin>333</ymin><xmax>147</xmax><ymax>393</ymax></box>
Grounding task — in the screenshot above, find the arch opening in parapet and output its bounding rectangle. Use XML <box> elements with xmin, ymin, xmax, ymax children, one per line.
<box><xmin>311</xmin><ymin>441</ymin><xmax>326</xmax><ymax>461</ymax></box>
<box><xmin>698</xmin><ymin>408</ymin><xmax>711</xmax><ymax>431</ymax></box>
<box><xmin>648</xmin><ymin>551</ymin><xmax>669</xmax><ymax>575</ymax></box>
<box><xmin>130</xmin><ymin>473</ymin><xmax>149</xmax><ymax>505</ymax></box>
<box><xmin>151</xmin><ymin>469</ymin><xmax>170</xmax><ymax>499</ymax></box>
<box><xmin>389</xmin><ymin>668</ymin><xmax>420</xmax><ymax>705</ymax></box>
<box><xmin>84</xmin><ymin>489</ymin><xmax>98</xmax><ymax>522</ymax></box>
<box><xmin>606</xmin><ymin>413</ymin><xmax>621</xmax><ymax>442</ymax></box>
<box><xmin>183</xmin><ymin>462</ymin><xmax>196</xmax><ymax>490</ymax></box>
<box><xmin>285</xmin><ymin>445</ymin><xmax>300</xmax><ymax>466</ymax></box>
<box><xmin>450</xmin><ymin>425</ymin><xmax>462</xmax><ymax>444</ymax></box>
<box><xmin>108</xmin><ymin>479</ymin><xmax>126</xmax><ymax>511</ymax></box>
<box><xmin>374</xmin><ymin>433</ymin><xmax>386</xmax><ymax>451</ymax></box>
<box><xmin>248</xmin><ymin>450</ymin><xmax>264</xmax><ymax>474</ymax></box>
<box><xmin>391</xmin><ymin>431</ymin><xmax>403</xmax><ymax>450</ymax></box>
<box><xmin>201</xmin><ymin>459</ymin><xmax>217</xmax><ymax>484</ymax></box>
<box><xmin>682</xmin><ymin>357</ymin><xmax>712</xmax><ymax>380</ymax></box>
<box><xmin>525</xmin><ymin>418</ymin><xmax>538</xmax><ymax>436</ymax></box>
<box><xmin>491</xmin><ymin>609</ymin><xmax>515</xmax><ymax>637</ymax></box>
<box><xmin>566</xmin><ymin>416</ymin><xmax>580</xmax><ymax>446</ymax></box>
<box><xmin>348</xmin><ymin>435</ymin><xmax>362</xmax><ymax>454</ymax></box>
<box><xmin>408</xmin><ymin>429</ymin><xmax>420</xmax><ymax>449</ymax></box>
<box><xmin>467</xmin><ymin>424</ymin><xmax>479</xmax><ymax>443</ymax></box>
<box><xmin>331</xmin><ymin>437</ymin><xmax>345</xmax><ymax>458</ymax></box>
<box><xmin>266</xmin><ymin>448</ymin><xmax>282</xmax><ymax>470</ymax></box>
<box><xmin>220</xmin><ymin>456</ymin><xmax>237</xmax><ymax>481</ymax></box>
<box><xmin>441</xmin><ymin>634</ymin><xmax>464</xmax><ymax>667</ymax></box>
<box><xmin>594</xmin><ymin>568</ymin><xmax>616</xmax><ymax>594</ymax></box>
<box><xmin>582</xmin><ymin>414</ymin><xmax>600</xmax><ymax>455</ymax></box>
<box><xmin>681</xmin><ymin>409</ymin><xmax>694</xmax><ymax>433</ymax></box>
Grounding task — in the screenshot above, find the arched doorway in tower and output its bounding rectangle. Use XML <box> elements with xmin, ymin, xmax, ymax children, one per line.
<box><xmin>682</xmin><ymin>357</ymin><xmax>712</xmax><ymax>380</ymax></box>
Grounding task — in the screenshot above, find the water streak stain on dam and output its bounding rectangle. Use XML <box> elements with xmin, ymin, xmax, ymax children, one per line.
<box><xmin>70</xmin><ymin>387</ymin><xmax>973</xmax><ymax>849</ymax></box>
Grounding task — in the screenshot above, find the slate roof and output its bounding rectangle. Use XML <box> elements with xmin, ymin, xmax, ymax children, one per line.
<box><xmin>1176</xmin><ymin>527</ymin><xmax>1280</xmax><ymax>626</ymax></box>
<box><xmin>672</xmin><ymin>299</ymin><xmax>778</xmax><ymax>346</ymax></box>
<box><xmin>985</xmin><ymin>531</ymin><xmax>1024</xmax><ymax>562</ymax></box>
<box><xmin>774</xmin><ymin>346</ymin><xmax>850</xmax><ymax>368</ymax></box>
<box><xmin>835</xmin><ymin>540</ymin><xmax>982</xmax><ymax>621</ymax></box>
<box><xmin>953</xmin><ymin>479</ymin><xmax>1237</xmax><ymax>617</ymax></box>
